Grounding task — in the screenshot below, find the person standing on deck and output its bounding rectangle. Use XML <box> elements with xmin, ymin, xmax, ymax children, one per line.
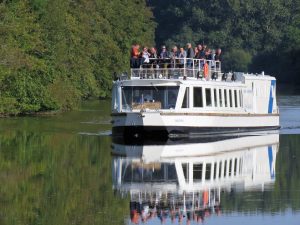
<box><xmin>130</xmin><ymin>44</ymin><xmax>140</xmax><ymax>68</ymax></box>
<box><xmin>215</xmin><ymin>48</ymin><xmax>222</xmax><ymax>70</ymax></box>
<box><xmin>178</xmin><ymin>47</ymin><xmax>186</xmax><ymax>68</ymax></box>
<box><xmin>159</xmin><ymin>45</ymin><xmax>169</xmax><ymax>77</ymax></box>
<box><xmin>186</xmin><ymin>43</ymin><xmax>194</xmax><ymax>68</ymax></box>
<box><xmin>169</xmin><ymin>46</ymin><xmax>179</xmax><ymax>68</ymax></box>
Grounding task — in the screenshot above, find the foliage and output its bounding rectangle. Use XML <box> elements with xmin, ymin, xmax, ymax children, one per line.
<box><xmin>222</xmin><ymin>49</ymin><xmax>252</xmax><ymax>72</ymax></box>
<box><xmin>0</xmin><ymin>0</ymin><xmax>155</xmax><ymax>115</ymax></box>
<box><xmin>149</xmin><ymin>0</ymin><xmax>300</xmax><ymax>82</ymax></box>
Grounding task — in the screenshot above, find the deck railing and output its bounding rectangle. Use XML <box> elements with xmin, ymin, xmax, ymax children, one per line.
<box><xmin>131</xmin><ymin>58</ymin><xmax>221</xmax><ymax>80</ymax></box>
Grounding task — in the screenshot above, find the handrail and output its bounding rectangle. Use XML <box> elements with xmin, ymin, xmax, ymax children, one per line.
<box><xmin>130</xmin><ymin>58</ymin><xmax>221</xmax><ymax>80</ymax></box>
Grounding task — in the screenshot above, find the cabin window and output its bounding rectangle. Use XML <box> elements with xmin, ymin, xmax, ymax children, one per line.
<box><xmin>224</xmin><ymin>89</ymin><xmax>228</xmax><ymax>107</ymax></box>
<box><xmin>193</xmin><ymin>163</ymin><xmax>203</xmax><ymax>181</ymax></box>
<box><xmin>229</xmin><ymin>159</ymin><xmax>232</xmax><ymax>176</ymax></box>
<box><xmin>229</xmin><ymin>90</ymin><xmax>233</xmax><ymax>107</ymax></box>
<box><xmin>182</xmin><ymin>87</ymin><xmax>189</xmax><ymax>108</ymax></box>
<box><xmin>219</xmin><ymin>89</ymin><xmax>223</xmax><ymax>107</ymax></box>
<box><xmin>213</xmin><ymin>162</ymin><xmax>217</xmax><ymax>179</ymax></box>
<box><xmin>214</xmin><ymin>89</ymin><xmax>218</xmax><ymax>107</ymax></box>
<box><xmin>205</xmin><ymin>88</ymin><xmax>212</xmax><ymax>107</ymax></box>
<box><xmin>205</xmin><ymin>163</ymin><xmax>212</xmax><ymax>180</ymax></box>
<box><xmin>234</xmin><ymin>158</ymin><xmax>238</xmax><ymax>176</ymax></box>
<box><xmin>194</xmin><ymin>87</ymin><xmax>203</xmax><ymax>107</ymax></box>
<box><xmin>122</xmin><ymin>86</ymin><xmax>179</xmax><ymax>110</ymax></box>
<box><xmin>219</xmin><ymin>161</ymin><xmax>222</xmax><ymax>178</ymax></box>
<box><xmin>182</xmin><ymin>163</ymin><xmax>189</xmax><ymax>182</ymax></box>
<box><xmin>234</xmin><ymin>90</ymin><xmax>238</xmax><ymax>107</ymax></box>
<box><xmin>224</xmin><ymin>160</ymin><xmax>227</xmax><ymax>177</ymax></box>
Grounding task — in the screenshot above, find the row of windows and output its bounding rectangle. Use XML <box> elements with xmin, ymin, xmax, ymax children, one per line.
<box><xmin>182</xmin><ymin>87</ymin><xmax>243</xmax><ymax>109</ymax></box>
<box><xmin>182</xmin><ymin>157</ymin><xmax>243</xmax><ymax>182</ymax></box>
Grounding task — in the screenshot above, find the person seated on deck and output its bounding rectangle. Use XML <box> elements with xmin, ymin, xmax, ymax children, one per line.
<box><xmin>130</xmin><ymin>44</ymin><xmax>140</xmax><ymax>68</ymax></box>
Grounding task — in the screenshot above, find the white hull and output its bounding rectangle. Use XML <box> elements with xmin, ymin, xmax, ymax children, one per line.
<box><xmin>112</xmin><ymin>112</ymin><xmax>279</xmax><ymax>137</ymax></box>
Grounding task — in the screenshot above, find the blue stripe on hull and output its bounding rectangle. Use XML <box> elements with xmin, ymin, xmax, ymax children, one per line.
<box><xmin>268</xmin><ymin>80</ymin><xmax>276</xmax><ymax>114</ymax></box>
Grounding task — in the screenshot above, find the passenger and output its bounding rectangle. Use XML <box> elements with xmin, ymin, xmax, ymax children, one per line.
<box><xmin>215</xmin><ymin>48</ymin><xmax>222</xmax><ymax>70</ymax></box>
<box><xmin>205</xmin><ymin>48</ymin><xmax>212</xmax><ymax>60</ymax></box>
<box><xmin>130</xmin><ymin>44</ymin><xmax>140</xmax><ymax>68</ymax></box>
<box><xmin>141</xmin><ymin>46</ymin><xmax>151</xmax><ymax>68</ymax></box>
<box><xmin>149</xmin><ymin>47</ymin><xmax>158</xmax><ymax>68</ymax></box>
<box><xmin>194</xmin><ymin>47</ymin><xmax>198</xmax><ymax>58</ymax></box>
<box><xmin>178</xmin><ymin>47</ymin><xmax>186</xmax><ymax>68</ymax></box>
<box><xmin>159</xmin><ymin>45</ymin><xmax>169</xmax><ymax>59</ymax></box>
<box><xmin>169</xmin><ymin>46</ymin><xmax>179</xmax><ymax>68</ymax></box>
<box><xmin>186</xmin><ymin>43</ymin><xmax>194</xmax><ymax>68</ymax></box>
<box><xmin>210</xmin><ymin>49</ymin><xmax>216</xmax><ymax>61</ymax></box>
<box><xmin>195</xmin><ymin>44</ymin><xmax>203</xmax><ymax>59</ymax></box>
<box><xmin>215</xmin><ymin>48</ymin><xmax>222</xmax><ymax>61</ymax></box>
<box><xmin>159</xmin><ymin>45</ymin><xmax>169</xmax><ymax>73</ymax></box>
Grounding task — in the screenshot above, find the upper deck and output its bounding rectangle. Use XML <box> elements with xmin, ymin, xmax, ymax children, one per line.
<box><xmin>116</xmin><ymin>58</ymin><xmax>275</xmax><ymax>84</ymax></box>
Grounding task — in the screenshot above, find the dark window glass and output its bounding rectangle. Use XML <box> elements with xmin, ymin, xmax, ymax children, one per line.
<box><xmin>182</xmin><ymin>163</ymin><xmax>189</xmax><ymax>182</ymax></box>
<box><xmin>234</xmin><ymin>158</ymin><xmax>238</xmax><ymax>176</ymax></box>
<box><xmin>193</xmin><ymin>163</ymin><xmax>203</xmax><ymax>181</ymax></box>
<box><xmin>182</xmin><ymin>87</ymin><xmax>189</xmax><ymax>108</ymax></box>
<box><xmin>205</xmin><ymin>163</ymin><xmax>212</xmax><ymax>180</ymax></box>
<box><xmin>219</xmin><ymin>89</ymin><xmax>222</xmax><ymax>107</ymax></box>
<box><xmin>214</xmin><ymin>89</ymin><xmax>218</xmax><ymax>107</ymax></box>
<box><xmin>234</xmin><ymin>90</ymin><xmax>238</xmax><ymax>107</ymax></box>
<box><xmin>229</xmin><ymin>90</ymin><xmax>233</xmax><ymax>107</ymax></box>
<box><xmin>213</xmin><ymin>162</ymin><xmax>217</xmax><ymax>179</ymax></box>
<box><xmin>229</xmin><ymin>159</ymin><xmax>232</xmax><ymax>176</ymax></box>
<box><xmin>194</xmin><ymin>87</ymin><xmax>203</xmax><ymax>107</ymax></box>
<box><xmin>224</xmin><ymin>160</ymin><xmax>227</xmax><ymax>177</ymax></box>
<box><xmin>224</xmin><ymin>90</ymin><xmax>228</xmax><ymax>107</ymax></box>
<box><xmin>206</xmin><ymin>88</ymin><xmax>212</xmax><ymax>107</ymax></box>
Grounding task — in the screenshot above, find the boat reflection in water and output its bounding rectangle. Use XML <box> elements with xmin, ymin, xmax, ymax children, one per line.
<box><xmin>112</xmin><ymin>134</ymin><xmax>279</xmax><ymax>224</ymax></box>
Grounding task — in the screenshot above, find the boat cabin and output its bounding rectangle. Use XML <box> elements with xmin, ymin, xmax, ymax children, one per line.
<box><xmin>112</xmin><ymin>59</ymin><xmax>278</xmax><ymax>115</ymax></box>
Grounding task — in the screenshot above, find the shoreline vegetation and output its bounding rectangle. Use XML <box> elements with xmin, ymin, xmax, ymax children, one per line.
<box><xmin>0</xmin><ymin>0</ymin><xmax>299</xmax><ymax>116</ymax></box>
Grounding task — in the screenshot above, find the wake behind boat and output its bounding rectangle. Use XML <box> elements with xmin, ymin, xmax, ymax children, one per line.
<box><xmin>111</xmin><ymin>58</ymin><xmax>279</xmax><ymax>139</ymax></box>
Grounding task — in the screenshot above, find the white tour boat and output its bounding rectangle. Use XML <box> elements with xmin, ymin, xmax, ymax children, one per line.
<box><xmin>111</xmin><ymin>58</ymin><xmax>279</xmax><ymax>138</ymax></box>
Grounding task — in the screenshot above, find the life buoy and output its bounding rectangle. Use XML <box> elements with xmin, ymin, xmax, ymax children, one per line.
<box><xmin>203</xmin><ymin>62</ymin><xmax>209</xmax><ymax>78</ymax></box>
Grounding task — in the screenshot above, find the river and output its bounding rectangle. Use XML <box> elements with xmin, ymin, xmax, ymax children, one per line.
<box><xmin>0</xmin><ymin>96</ymin><xmax>299</xmax><ymax>225</ymax></box>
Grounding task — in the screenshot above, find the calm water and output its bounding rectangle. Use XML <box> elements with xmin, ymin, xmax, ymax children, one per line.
<box><xmin>0</xmin><ymin>96</ymin><xmax>300</xmax><ymax>225</ymax></box>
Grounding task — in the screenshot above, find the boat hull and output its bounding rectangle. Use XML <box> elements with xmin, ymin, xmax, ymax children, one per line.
<box><xmin>111</xmin><ymin>112</ymin><xmax>280</xmax><ymax>139</ymax></box>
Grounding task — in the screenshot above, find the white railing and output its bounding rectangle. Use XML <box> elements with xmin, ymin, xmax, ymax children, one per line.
<box><xmin>130</xmin><ymin>58</ymin><xmax>221</xmax><ymax>80</ymax></box>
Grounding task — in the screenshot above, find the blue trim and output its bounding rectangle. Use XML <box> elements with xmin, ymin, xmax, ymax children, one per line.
<box><xmin>268</xmin><ymin>80</ymin><xmax>276</xmax><ymax>114</ymax></box>
<box><xmin>268</xmin><ymin>145</ymin><xmax>275</xmax><ymax>179</ymax></box>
